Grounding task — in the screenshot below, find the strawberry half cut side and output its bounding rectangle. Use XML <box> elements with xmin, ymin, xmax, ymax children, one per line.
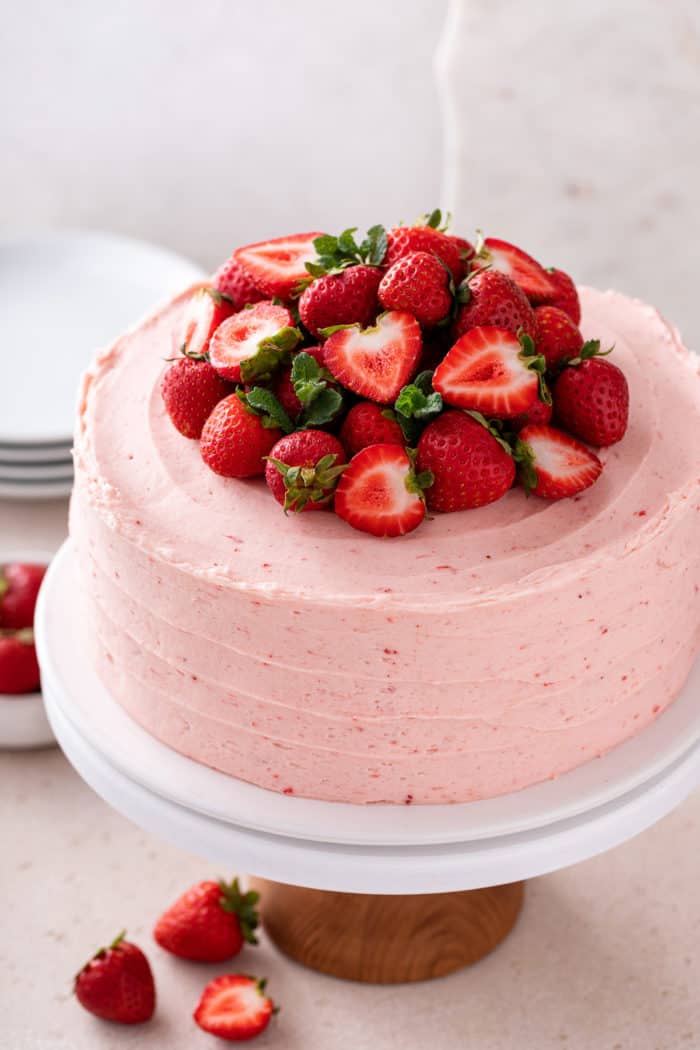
<box><xmin>476</xmin><ymin>238</ymin><xmax>555</xmax><ymax>300</ymax></box>
<box><xmin>208</xmin><ymin>302</ymin><xmax>301</xmax><ymax>383</ymax></box>
<box><xmin>334</xmin><ymin>444</ymin><xmax>432</xmax><ymax>537</ymax></box>
<box><xmin>180</xmin><ymin>288</ymin><xmax>235</xmax><ymax>359</ymax></box>
<box><xmin>433</xmin><ymin>326</ymin><xmax>547</xmax><ymax>419</ymax></box>
<box><xmin>234</xmin><ymin>232</ymin><xmax>326</xmax><ymax>300</ymax></box>
<box><xmin>516</xmin><ymin>423</ymin><xmax>602</xmax><ymax>499</ymax></box>
<box><xmin>323</xmin><ymin>311</ymin><xmax>422</xmax><ymax>404</ymax></box>
<box><xmin>194</xmin><ymin>975</ymin><xmax>275</xmax><ymax>1042</ymax></box>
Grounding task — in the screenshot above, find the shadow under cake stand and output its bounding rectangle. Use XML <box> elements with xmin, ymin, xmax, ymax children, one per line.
<box><xmin>36</xmin><ymin>543</ymin><xmax>700</xmax><ymax>983</ymax></box>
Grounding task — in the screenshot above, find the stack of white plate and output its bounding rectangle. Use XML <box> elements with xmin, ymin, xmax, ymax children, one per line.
<box><xmin>0</xmin><ymin>230</ymin><xmax>206</xmax><ymax>501</ymax></box>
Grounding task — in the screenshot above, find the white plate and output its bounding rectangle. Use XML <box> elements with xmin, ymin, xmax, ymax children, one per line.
<box><xmin>0</xmin><ymin>477</ymin><xmax>72</xmax><ymax>501</ymax></box>
<box><xmin>0</xmin><ymin>459</ymin><xmax>73</xmax><ymax>481</ymax></box>
<box><xmin>0</xmin><ymin>443</ymin><xmax>72</xmax><ymax>465</ymax></box>
<box><xmin>0</xmin><ymin>231</ymin><xmax>205</xmax><ymax>445</ymax></box>
<box><xmin>36</xmin><ymin>541</ymin><xmax>700</xmax><ymax>848</ymax></box>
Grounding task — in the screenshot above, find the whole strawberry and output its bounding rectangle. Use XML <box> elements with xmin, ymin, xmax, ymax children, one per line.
<box><xmin>448</xmin><ymin>234</ymin><xmax>475</xmax><ymax>277</ymax></box>
<box><xmin>201</xmin><ymin>394</ymin><xmax>282</xmax><ymax>478</ymax></box>
<box><xmin>534</xmin><ymin>305</ymin><xmax>583</xmax><ymax>371</ymax></box>
<box><xmin>74</xmin><ymin>932</ymin><xmax>155</xmax><ymax>1025</ymax></box>
<box><xmin>453</xmin><ymin>270</ymin><xmax>538</xmax><ymax>342</ymax></box>
<box><xmin>511</xmin><ymin>394</ymin><xmax>553</xmax><ymax>432</ymax></box>
<box><xmin>378</xmin><ymin>251</ymin><xmax>452</xmax><ymax>327</ymax></box>
<box><xmin>0</xmin><ymin>562</ymin><xmax>46</xmax><ymax>629</ymax></box>
<box><xmin>266</xmin><ymin>430</ymin><xmax>347</xmax><ymax>512</ymax></box>
<box><xmin>161</xmin><ymin>358</ymin><xmax>231</xmax><ymax>439</ymax></box>
<box><xmin>339</xmin><ymin>402</ymin><xmax>405</xmax><ymax>457</ymax></box>
<box><xmin>384</xmin><ymin>220</ymin><xmax>463</xmax><ymax>281</ymax></box>
<box><xmin>299</xmin><ymin>265</ymin><xmax>381</xmax><ymax>338</ymax></box>
<box><xmin>553</xmin><ymin>356</ymin><xmax>629</xmax><ymax>446</ymax></box>
<box><xmin>540</xmin><ymin>267</ymin><xmax>581</xmax><ymax>323</ymax></box>
<box><xmin>0</xmin><ymin>628</ymin><xmax>41</xmax><ymax>693</ymax></box>
<box><xmin>154</xmin><ymin>877</ymin><xmax>259</xmax><ymax>963</ymax></box>
<box><xmin>212</xmin><ymin>254</ymin><xmax>266</xmax><ymax>310</ymax></box>
<box><xmin>194</xmin><ymin>975</ymin><xmax>275</xmax><ymax>1042</ymax></box>
<box><xmin>417</xmin><ymin>411</ymin><xmax>515</xmax><ymax>512</ymax></box>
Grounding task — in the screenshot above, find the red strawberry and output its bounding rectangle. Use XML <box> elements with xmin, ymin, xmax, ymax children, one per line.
<box><xmin>475</xmin><ymin>238</ymin><xmax>555</xmax><ymax>299</ymax></box>
<box><xmin>271</xmin><ymin>346</ymin><xmax>327</xmax><ymax>420</ymax></box>
<box><xmin>154</xmin><ymin>878</ymin><xmax>259</xmax><ymax>963</ymax></box>
<box><xmin>511</xmin><ymin>394</ymin><xmax>553</xmax><ymax>431</ymax></box>
<box><xmin>299</xmin><ymin>265</ymin><xmax>381</xmax><ymax>338</ymax></box>
<box><xmin>384</xmin><ymin>224</ymin><xmax>464</xmax><ymax>281</ymax></box>
<box><xmin>540</xmin><ymin>267</ymin><xmax>581</xmax><ymax>323</ymax></box>
<box><xmin>0</xmin><ymin>562</ymin><xmax>46</xmax><ymax>629</ymax></box>
<box><xmin>453</xmin><ymin>269</ymin><xmax>538</xmax><ymax>342</ymax></box>
<box><xmin>0</xmin><ymin>628</ymin><xmax>41</xmax><ymax>693</ymax></box>
<box><xmin>339</xmin><ymin>402</ymin><xmax>405</xmax><ymax>457</ymax></box>
<box><xmin>234</xmin><ymin>232</ymin><xmax>326</xmax><ymax>300</ymax></box>
<box><xmin>534</xmin><ymin>305</ymin><xmax>583</xmax><ymax>371</ymax></box>
<box><xmin>417</xmin><ymin>411</ymin><xmax>515</xmax><ymax>512</ymax></box>
<box><xmin>201</xmin><ymin>394</ymin><xmax>282</xmax><ymax>478</ymax></box>
<box><xmin>180</xmin><ymin>288</ymin><xmax>236</xmax><ymax>358</ymax></box>
<box><xmin>194</xmin><ymin>975</ymin><xmax>275</xmax><ymax>1043</ymax></box>
<box><xmin>323</xmin><ymin>311</ymin><xmax>422</xmax><ymax>403</ymax></box>
<box><xmin>266</xmin><ymin>430</ymin><xmax>347</xmax><ymax>512</ymax></box>
<box><xmin>517</xmin><ymin>424</ymin><xmax>602</xmax><ymax>499</ymax></box>
<box><xmin>449</xmin><ymin>234</ymin><xmax>475</xmax><ymax>274</ymax></box>
<box><xmin>553</xmin><ymin>357</ymin><xmax>629</xmax><ymax>446</ymax></box>
<box><xmin>334</xmin><ymin>444</ymin><xmax>430</xmax><ymax>537</ymax></box>
<box><xmin>161</xmin><ymin>358</ymin><xmax>231</xmax><ymax>439</ymax></box>
<box><xmin>212</xmin><ymin>255</ymin><xmax>266</xmax><ymax>311</ymax></box>
<box><xmin>433</xmin><ymin>326</ymin><xmax>545</xmax><ymax>419</ymax></box>
<box><xmin>378</xmin><ymin>251</ymin><xmax>452</xmax><ymax>327</ymax></box>
<box><xmin>208</xmin><ymin>302</ymin><xmax>297</xmax><ymax>383</ymax></box>
<box><xmin>74</xmin><ymin>932</ymin><xmax>155</xmax><ymax>1025</ymax></box>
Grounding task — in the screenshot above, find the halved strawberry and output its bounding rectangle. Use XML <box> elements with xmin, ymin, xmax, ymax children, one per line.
<box><xmin>194</xmin><ymin>975</ymin><xmax>275</xmax><ymax>1042</ymax></box>
<box><xmin>517</xmin><ymin>424</ymin><xmax>602</xmax><ymax>499</ymax></box>
<box><xmin>476</xmin><ymin>238</ymin><xmax>555</xmax><ymax>300</ymax></box>
<box><xmin>334</xmin><ymin>444</ymin><xmax>431</xmax><ymax>537</ymax></box>
<box><xmin>180</xmin><ymin>288</ymin><xmax>235</xmax><ymax>358</ymax></box>
<box><xmin>234</xmin><ymin>232</ymin><xmax>326</xmax><ymax>300</ymax></box>
<box><xmin>323</xmin><ymin>311</ymin><xmax>421</xmax><ymax>403</ymax></box>
<box><xmin>208</xmin><ymin>303</ymin><xmax>300</xmax><ymax>383</ymax></box>
<box><xmin>433</xmin><ymin>326</ymin><xmax>546</xmax><ymax>419</ymax></box>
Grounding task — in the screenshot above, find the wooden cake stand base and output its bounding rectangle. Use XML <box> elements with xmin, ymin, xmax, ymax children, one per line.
<box><xmin>250</xmin><ymin>878</ymin><xmax>524</xmax><ymax>983</ymax></box>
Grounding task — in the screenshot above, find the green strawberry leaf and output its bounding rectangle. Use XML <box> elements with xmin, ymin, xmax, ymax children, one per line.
<box><xmin>244</xmin><ymin>387</ymin><xmax>294</xmax><ymax>433</ymax></box>
<box><xmin>394</xmin><ymin>372</ymin><xmax>443</xmax><ymax>443</ymax></box>
<box><xmin>511</xmin><ymin>436</ymin><xmax>538</xmax><ymax>495</ymax></box>
<box><xmin>301</xmin><ymin>387</ymin><xmax>344</xmax><ymax>427</ymax></box>
<box><xmin>305</xmin><ymin>224</ymin><xmax>388</xmax><ymax>277</ymax></box>
<box><xmin>239</xmin><ymin>327</ymin><xmax>302</xmax><ymax>384</ymax></box>
<box><xmin>465</xmin><ymin>410</ymin><xmax>515</xmax><ymax>456</ymax></box>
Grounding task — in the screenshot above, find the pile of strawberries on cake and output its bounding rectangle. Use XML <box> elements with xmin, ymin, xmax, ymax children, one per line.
<box><xmin>162</xmin><ymin>211</ymin><xmax>629</xmax><ymax>537</ymax></box>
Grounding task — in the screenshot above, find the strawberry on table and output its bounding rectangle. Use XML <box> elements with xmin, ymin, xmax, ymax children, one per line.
<box><xmin>323</xmin><ymin>311</ymin><xmax>422</xmax><ymax>403</ymax></box>
<box><xmin>266</xmin><ymin>430</ymin><xmax>347</xmax><ymax>512</ymax></box>
<box><xmin>473</xmin><ymin>237</ymin><xmax>555</xmax><ymax>300</ymax></box>
<box><xmin>299</xmin><ymin>265</ymin><xmax>382</xmax><ymax>338</ymax></box>
<box><xmin>180</xmin><ymin>287</ymin><xmax>236</xmax><ymax>359</ymax></box>
<box><xmin>161</xmin><ymin>358</ymin><xmax>231</xmax><ymax>439</ymax></box>
<box><xmin>417</xmin><ymin>411</ymin><xmax>515</xmax><ymax>512</ymax></box>
<box><xmin>378</xmin><ymin>251</ymin><xmax>453</xmax><ymax>327</ymax></box>
<box><xmin>212</xmin><ymin>255</ymin><xmax>266</xmax><ymax>311</ymax></box>
<box><xmin>453</xmin><ymin>269</ymin><xmax>538</xmax><ymax>342</ymax></box>
<box><xmin>534</xmin><ymin>305</ymin><xmax>584</xmax><ymax>371</ymax></box>
<box><xmin>433</xmin><ymin>326</ymin><xmax>548</xmax><ymax>419</ymax></box>
<box><xmin>194</xmin><ymin>975</ymin><xmax>275</xmax><ymax>1042</ymax></box>
<box><xmin>74</xmin><ymin>932</ymin><xmax>155</xmax><ymax>1025</ymax></box>
<box><xmin>208</xmin><ymin>302</ymin><xmax>301</xmax><ymax>384</ymax></box>
<box><xmin>0</xmin><ymin>628</ymin><xmax>41</xmax><ymax>693</ymax></box>
<box><xmin>200</xmin><ymin>394</ymin><xmax>283</xmax><ymax>478</ymax></box>
<box><xmin>517</xmin><ymin>423</ymin><xmax>603</xmax><ymax>499</ymax></box>
<box><xmin>553</xmin><ymin>352</ymin><xmax>629</xmax><ymax>446</ymax></box>
<box><xmin>540</xmin><ymin>267</ymin><xmax>581</xmax><ymax>323</ymax></box>
<box><xmin>384</xmin><ymin>210</ymin><xmax>464</xmax><ymax>281</ymax></box>
<box><xmin>234</xmin><ymin>232</ymin><xmax>326</xmax><ymax>300</ymax></box>
<box><xmin>154</xmin><ymin>877</ymin><xmax>259</xmax><ymax>963</ymax></box>
<box><xmin>339</xmin><ymin>402</ymin><xmax>405</xmax><ymax>457</ymax></box>
<box><xmin>0</xmin><ymin>562</ymin><xmax>46</xmax><ymax>629</ymax></box>
<box><xmin>334</xmin><ymin>444</ymin><xmax>432</xmax><ymax>537</ymax></box>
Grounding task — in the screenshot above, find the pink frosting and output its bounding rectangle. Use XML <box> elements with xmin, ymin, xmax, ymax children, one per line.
<box><xmin>70</xmin><ymin>286</ymin><xmax>700</xmax><ymax>803</ymax></box>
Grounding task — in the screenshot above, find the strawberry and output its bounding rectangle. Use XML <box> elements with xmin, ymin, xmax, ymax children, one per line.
<box><xmin>161</xmin><ymin>358</ymin><xmax>231</xmax><ymax>439</ymax></box>
<box><xmin>323</xmin><ymin>311</ymin><xmax>422</xmax><ymax>403</ymax></box>
<box><xmin>433</xmin><ymin>327</ymin><xmax>547</xmax><ymax>419</ymax></box>
<box><xmin>517</xmin><ymin>424</ymin><xmax>602</xmax><ymax>499</ymax></box>
<box><xmin>266</xmin><ymin>431</ymin><xmax>347</xmax><ymax>512</ymax></box>
<box><xmin>234</xmin><ymin>232</ymin><xmax>326</xmax><ymax>300</ymax></box>
<box><xmin>0</xmin><ymin>562</ymin><xmax>46</xmax><ymax>629</ymax></box>
<box><xmin>272</xmin><ymin>346</ymin><xmax>326</xmax><ymax>420</ymax></box>
<box><xmin>212</xmin><ymin>254</ymin><xmax>266</xmax><ymax>311</ymax></box>
<box><xmin>201</xmin><ymin>394</ymin><xmax>282</xmax><ymax>478</ymax></box>
<box><xmin>453</xmin><ymin>269</ymin><xmax>538</xmax><ymax>342</ymax></box>
<box><xmin>299</xmin><ymin>265</ymin><xmax>381</xmax><ymax>338</ymax></box>
<box><xmin>180</xmin><ymin>287</ymin><xmax>236</xmax><ymax>358</ymax></box>
<box><xmin>339</xmin><ymin>402</ymin><xmax>405</xmax><ymax>457</ymax></box>
<box><xmin>449</xmin><ymin>234</ymin><xmax>475</xmax><ymax>275</ymax></box>
<box><xmin>208</xmin><ymin>302</ymin><xmax>300</xmax><ymax>384</ymax></box>
<box><xmin>378</xmin><ymin>251</ymin><xmax>452</xmax><ymax>327</ymax></box>
<box><xmin>154</xmin><ymin>878</ymin><xmax>259</xmax><ymax>963</ymax></box>
<box><xmin>384</xmin><ymin>220</ymin><xmax>463</xmax><ymax>282</ymax></box>
<box><xmin>553</xmin><ymin>356</ymin><xmax>629</xmax><ymax>446</ymax></box>
<box><xmin>474</xmin><ymin>237</ymin><xmax>555</xmax><ymax>300</ymax></box>
<box><xmin>540</xmin><ymin>267</ymin><xmax>581</xmax><ymax>323</ymax></box>
<box><xmin>511</xmin><ymin>393</ymin><xmax>553</xmax><ymax>431</ymax></box>
<box><xmin>416</xmin><ymin>411</ymin><xmax>515</xmax><ymax>512</ymax></box>
<box><xmin>0</xmin><ymin>628</ymin><xmax>41</xmax><ymax>693</ymax></box>
<box><xmin>534</xmin><ymin>305</ymin><xmax>583</xmax><ymax>371</ymax></box>
<box><xmin>334</xmin><ymin>444</ymin><xmax>431</xmax><ymax>537</ymax></box>
<box><xmin>194</xmin><ymin>975</ymin><xmax>275</xmax><ymax>1042</ymax></box>
<box><xmin>74</xmin><ymin>932</ymin><xmax>155</xmax><ymax>1025</ymax></box>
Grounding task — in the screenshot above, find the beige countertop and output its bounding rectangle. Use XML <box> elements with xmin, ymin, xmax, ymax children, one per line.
<box><xmin>2</xmin><ymin>500</ymin><xmax>699</xmax><ymax>1050</ymax></box>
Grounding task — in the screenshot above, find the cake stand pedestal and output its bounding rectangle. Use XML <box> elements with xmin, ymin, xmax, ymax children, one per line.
<box><xmin>35</xmin><ymin>543</ymin><xmax>700</xmax><ymax>983</ymax></box>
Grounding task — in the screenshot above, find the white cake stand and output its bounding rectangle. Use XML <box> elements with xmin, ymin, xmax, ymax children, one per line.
<box><xmin>36</xmin><ymin>543</ymin><xmax>700</xmax><ymax>983</ymax></box>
